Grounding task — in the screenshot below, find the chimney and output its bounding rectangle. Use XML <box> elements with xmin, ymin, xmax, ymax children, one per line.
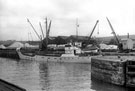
<box><xmin>127</xmin><ymin>33</ymin><xmax>129</xmax><ymax>38</ymax></box>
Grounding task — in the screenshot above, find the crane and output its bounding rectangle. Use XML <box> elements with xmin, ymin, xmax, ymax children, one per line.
<box><xmin>82</xmin><ymin>20</ymin><xmax>99</xmax><ymax>48</ymax></box>
<box><xmin>106</xmin><ymin>17</ymin><xmax>120</xmax><ymax>45</ymax></box>
<box><xmin>106</xmin><ymin>17</ymin><xmax>124</xmax><ymax>52</ymax></box>
<box><xmin>87</xmin><ymin>20</ymin><xmax>99</xmax><ymax>44</ymax></box>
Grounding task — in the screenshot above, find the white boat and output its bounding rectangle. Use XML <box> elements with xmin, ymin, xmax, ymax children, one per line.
<box><xmin>16</xmin><ymin>45</ymin><xmax>91</xmax><ymax>63</ymax></box>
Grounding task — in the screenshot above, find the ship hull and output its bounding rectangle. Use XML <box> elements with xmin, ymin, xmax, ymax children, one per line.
<box><xmin>16</xmin><ymin>48</ymin><xmax>91</xmax><ymax>63</ymax></box>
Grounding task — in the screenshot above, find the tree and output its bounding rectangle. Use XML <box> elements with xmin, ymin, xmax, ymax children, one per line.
<box><xmin>54</xmin><ymin>36</ymin><xmax>66</xmax><ymax>45</ymax></box>
<box><xmin>108</xmin><ymin>38</ymin><xmax>117</xmax><ymax>45</ymax></box>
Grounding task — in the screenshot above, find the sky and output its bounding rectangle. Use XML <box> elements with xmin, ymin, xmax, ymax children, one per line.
<box><xmin>0</xmin><ymin>0</ymin><xmax>135</xmax><ymax>41</ymax></box>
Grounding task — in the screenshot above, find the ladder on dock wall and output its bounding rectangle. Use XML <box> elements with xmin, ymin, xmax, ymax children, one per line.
<box><xmin>126</xmin><ymin>60</ymin><xmax>135</xmax><ymax>87</ymax></box>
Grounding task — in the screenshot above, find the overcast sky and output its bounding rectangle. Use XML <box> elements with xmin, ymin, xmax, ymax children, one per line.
<box><xmin>0</xmin><ymin>0</ymin><xmax>135</xmax><ymax>41</ymax></box>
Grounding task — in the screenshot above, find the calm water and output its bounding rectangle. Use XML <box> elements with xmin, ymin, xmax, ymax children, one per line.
<box><xmin>0</xmin><ymin>57</ymin><xmax>128</xmax><ymax>91</ymax></box>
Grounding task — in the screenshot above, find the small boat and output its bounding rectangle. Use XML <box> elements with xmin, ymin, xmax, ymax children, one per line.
<box><xmin>16</xmin><ymin>44</ymin><xmax>91</xmax><ymax>63</ymax></box>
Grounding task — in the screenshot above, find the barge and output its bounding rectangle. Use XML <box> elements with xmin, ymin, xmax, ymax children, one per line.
<box><xmin>91</xmin><ymin>56</ymin><xmax>135</xmax><ymax>87</ymax></box>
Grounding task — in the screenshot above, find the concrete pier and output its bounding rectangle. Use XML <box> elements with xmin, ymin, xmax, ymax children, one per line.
<box><xmin>91</xmin><ymin>56</ymin><xmax>126</xmax><ymax>86</ymax></box>
<box><xmin>91</xmin><ymin>56</ymin><xmax>135</xmax><ymax>87</ymax></box>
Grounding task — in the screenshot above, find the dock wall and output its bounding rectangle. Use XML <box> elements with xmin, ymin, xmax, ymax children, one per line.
<box><xmin>91</xmin><ymin>57</ymin><xmax>126</xmax><ymax>86</ymax></box>
<box><xmin>126</xmin><ymin>60</ymin><xmax>135</xmax><ymax>87</ymax></box>
<box><xmin>0</xmin><ymin>49</ymin><xmax>19</xmax><ymax>59</ymax></box>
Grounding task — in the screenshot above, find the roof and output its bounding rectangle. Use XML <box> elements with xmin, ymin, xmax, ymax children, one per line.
<box><xmin>99</xmin><ymin>43</ymin><xmax>117</xmax><ymax>49</ymax></box>
<box><xmin>83</xmin><ymin>45</ymin><xmax>99</xmax><ymax>51</ymax></box>
<box><xmin>7</xmin><ymin>42</ymin><xmax>24</xmax><ymax>48</ymax></box>
<box><xmin>0</xmin><ymin>44</ymin><xmax>6</xmax><ymax>49</ymax></box>
<box><xmin>121</xmin><ymin>38</ymin><xmax>133</xmax><ymax>41</ymax></box>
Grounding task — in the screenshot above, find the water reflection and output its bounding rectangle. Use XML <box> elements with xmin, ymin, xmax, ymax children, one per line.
<box><xmin>39</xmin><ymin>62</ymin><xmax>50</xmax><ymax>91</ymax></box>
<box><xmin>38</xmin><ymin>62</ymin><xmax>91</xmax><ymax>91</ymax></box>
<box><xmin>0</xmin><ymin>58</ymin><xmax>128</xmax><ymax>91</ymax></box>
<box><xmin>91</xmin><ymin>78</ymin><xmax>127</xmax><ymax>91</ymax></box>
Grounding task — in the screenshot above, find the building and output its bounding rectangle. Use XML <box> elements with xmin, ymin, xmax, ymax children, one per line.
<box><xmin>121</xmin><ymin>38</ymin><xmax>134</xmax><ymax>50</ymax></box>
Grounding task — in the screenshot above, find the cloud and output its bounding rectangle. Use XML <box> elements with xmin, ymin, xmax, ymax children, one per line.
<box><xmin>0</xmin><ymin>0</ymin><xmax>135</xmax><ymax>40</ymax></box>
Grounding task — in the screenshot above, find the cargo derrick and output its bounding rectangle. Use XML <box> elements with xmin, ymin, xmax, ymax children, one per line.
<box><xmin>82</xmin><ymin>20</ymin><xmax>99</xmax><ymax>48</ymax></box>
<box><xmin>106</xmin><ymin>17</ymin><xmax>123</xmax><ymax>52</ymax></box>
<box><xmin>27</xmin><ymin>18</ymin><xmax>51</xmax><ymax>51</ymax></box>
<box><xmin>88</xmin><ymin>20</ymin><xmax>99</xmax><ymax>44</ymax></box>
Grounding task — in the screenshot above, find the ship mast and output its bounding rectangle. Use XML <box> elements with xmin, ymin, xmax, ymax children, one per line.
<box><xmin>39</xmin><ymin>22</ymin><xmax>45</xmax><ymax>39</ymax></box>
<box><xmin>76</xmin><ymin>18</ymin><xmax>79</xmax><ymax>41</ymax></box>
<box><xmin>44</xmin><ymin>17</ymin><xmax>52</xmax><ymax>50</ymax></box>
<box><xmin>45</xmin><ymin>18</ymin><xmax>51</xmax><ymax>46</ymax></box>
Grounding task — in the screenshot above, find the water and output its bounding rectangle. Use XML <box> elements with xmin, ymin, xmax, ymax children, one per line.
<box><xmin>0</xmin><ymin>57</ymin><xmax>128</xmax><ymax>91</ymax></box>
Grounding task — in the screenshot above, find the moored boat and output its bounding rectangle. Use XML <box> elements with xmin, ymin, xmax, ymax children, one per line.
<box><xmin>17</xmin><ymin>19</ymin><xmax>102</xmax><ymax>63</ymax></box>
<box><xmin>16</xmin><ymin>44</ymin><xmax>92</xmax><ymax>63</ymax></box>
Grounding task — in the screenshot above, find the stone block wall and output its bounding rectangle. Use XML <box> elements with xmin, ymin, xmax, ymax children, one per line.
<box><xmin>91</xmin><ymin>57</ymin><xmax>126</xmax><ymax>86</ymax></box>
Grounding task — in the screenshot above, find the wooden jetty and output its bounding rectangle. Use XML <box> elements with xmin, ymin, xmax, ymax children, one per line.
<box><xmin>91</xmin><ymin>56</ymin><xmax>135</xmax><ymax>87</ymax></box>
<box><xmin>0</xmin><ymin>79</ymin><xmax>26</xmax><ymax>91</ymax></box>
